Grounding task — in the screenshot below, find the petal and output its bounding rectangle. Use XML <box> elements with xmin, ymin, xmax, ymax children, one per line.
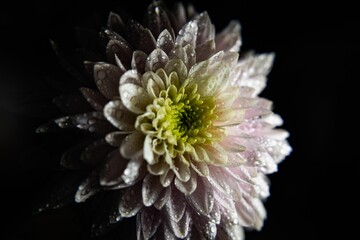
<box><xmin>121</xmin><ymin>151</ymin><xmax>145</xmax><ymax>185</ymax></box>
<box><xmin>94</xmin><ymin>62</ymin><xmax>123</xmax><ymax>100</ymax></box>
<box><xmin>164</xmin><ymin>59</ymin><xmax>188</xmax><ymax>83</ymax></box>
<box><xmin>119</xmin><ymin>182</ymin><xmax>143</xmax><ymax>217</ymax></box>
<box><xmin>119</xmin><ymin>70</ymin><xmax>142</xmax><ymax>85</ymax></box>
<box><xmin>160</xmin><ymin>168</ymin><xmax>175</xmax><ymax>187</ymax></box>
<box><xmin>120</xmin><ymin>131</ymin><xmax>144</xmax><ymax>159</ymax></box>
<box><xmin>80</xmin><ymin>139</ymin><xmax>114</xmax><ymax>164</ymax></box>
<box><xmin>144</xmin><ymin>2</ymin><xmax>172</xmax><ymax>38</ymax></box>
<box><xmin>75</xmin><ymin>172</ymin><xmax>100</xmax><ymax>203</ymax></box>
<box><xmin>172</xmin><ymin>156</ymin><xmax>191</xmax><ymax>182</ymax></box>
<box><xmin>105</xmin><ymin>35</ymin><xmax>133</xmax><ymax>68</ymax></box>
<box><xmin>145</xmin><ymin>49</ymin><xmax>169</xmax><ymax>72</ymax></box>
<box><xmin>119</xmin><ymin>83</ymin><xmax>152</xmax><ymax>114</ymax></box>
<box><xmin>165</xmin><ymin>187</ymin><xmax>186</xmax><ymax>222</ymax></box>
<box><xmin>174</xmin><ymin>169</ymin><xmax>197</xmax><ymax>195</ymax></box>
<box><xmin>80</xmin><ymin>87</ymin><xmax>108</xmax><ymax>111</ymax></box>
<box><xmin>168</xmin><ymin>209</ymin><xmax>191</xmax><ymax>238</ymax></box>
<box><xmin>230</xmin><ymin>53</ymin><xmax>275</xmax><ymax>95</ymax></box>
<box><xmin>103</xmin><ymin>99</ymin><xmax>137</xmax><ymax>131</ymax></box>
<box><xmin>176</xmin><ymin>20</ymin><xmax>198</xmax><ymax>47</ymax></box>
<box><xmin>143</xmin><ymin>135</ymin><xmax>155</xmax><ymax>164</ymax></box>
<box><xmin>131</xmin><ymin>51</ymin><xmax>148</xmax><ymax>74</ymax></box>
<box><xmin>195</xmin><ymin>12</ymin><xmax>214</xmax><ymax>45</ymax></box>
<box><xmin>127</xmin><ymin>20</ymin><xmax>157</xmax><ymax>54</ymax></box>
<box><xmin>105</xmin><ymin>131</ymin><xmax>131</xmax><ymax>147</ymax></box>
<box><xmin>142</xmin><ymin>174</ymin><xmax>164</xmax><ymax>207</ymax></box>
<box><xmin>141</xmin><ymin>206</ymin><xmax>161</xmax><ymax>239</ymax></box>
<box><xmin>192</xmin><ymin>213</ymin><xmax>217</xmax><ymax>240</ymax></box>
<box><xmin>154</xmin><ymin>187</ymin><xmax>171</xmax><ymax>210</ymax></box>
<box><xmin>217</xmin><ymin>222</ymin><xmax>244</xmax><ymax>240</ymax></box>
<box><xmin>187</xmin><ymin>177</ymin><xmax>214</xmax><ymax>215</ymax></box>
<box><xmin>215</xmin><ymin>21</ymin><xmax>242</xmax><ymax>52</ymax></box>
<box><xmin>207</xmin><ymin>166</ymin><xmax>242</xmax><ymax>202</ymax></box>
<box><xmin>190</xmin><ymin>161</ymin><xmax>209</xmax><ymax>177</ymax></box>
<box><xmin>99</xmin><ymin>149</ymin><xmax>127</xmax><ymax>186</ymax></box>
<box><xmin>196</xmin><ymin>39</ymin><xmax>216</xmax><ymax>62</ymax></box>
<box><xmin>156</xmin><ymin>29</ymin><xmax>175</xmax><ymax>54</ymax></box>
<box><xmin>107</xmin><ymin>12</ymin><xmax>124</xmax><ymax>33</ymax></box>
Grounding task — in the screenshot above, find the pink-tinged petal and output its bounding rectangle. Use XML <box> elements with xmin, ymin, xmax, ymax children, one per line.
<box><xmin>230</xmin><ymin>53</ymin><xmax>275</xmax><ymax>95</ymax></box>
<box><xmin>156</xmin><ymin>29</ymin><xmax>175</xmax><ymax>54</ymax></box>
<box><xmin>154</xmin><ymin>187</ymin><xmax>170</xmax><ymax>210</ymax></box>
<box><xmin>99</xmin><ymin>149</ymin><xmax>127</xmax><ymax>187</ymax></box>
<box><xmin>80</xmin><ymin>87</ymin><xmax>108</xmax><ymax>111</ymax></box>
<box><xmin>119</xmin><ymin>83</ymin><xmax>151</xmax><ymax>114</ymax></box>
<box><xmin>93</xmin><ymin>62</ymin><xmax>123</xmax><ymax>100</ymax></box>
<box><xmin>145</xmin><ymin>49</ymin><xmax>169</xmax><ymax>72</ymax></box>
<box><xmin>190</xmin><ymin>161</ymin><xmax>209</xmax><ymax>177</ymax></box>
<box><xmin>75</xmin><ymin>172</ymin><xmax>100</xmax><ymax>203</ymax></box>
<box><xmin>103</xmin><ymin>99</ymin><xmax>136</xmax><ymax>131</ymax></box>
<box><xmin>166</xmin><ymin>187</ymin><xmax>186</xmax><ymax>222</ymax></box>
<box><xmin>141</xmin><ymin>206</ymin><xmax>161</xmax><ymax>240</ymax></box>
<box><xmin>142</xmin><ymin>174</ymin><xmax>163</xmax><ymax>207</ymax></box>
<box><xmin>174</xmin><ymin>169</ymin><xmax>197</xmax><ymax>195</ymax></box>
<box><xmin>235</xmin><ymin>197</ymin><xmax>257</xmax><ymax>227</ymax></box>
<box><xmin>118</xmin><ymin>182</ymin><xmax>143</xmax><ymax>217</ymax></box>
<box><xmin>187</xmin><ymin>177</ymin><xmax>214</xmax><ymax>215</ymax></box>
<box><xmin>207</xmin><ymin>166</ymin><xmax>242</xmax><ymax>202</ymax></box>
<box><xmin>215</xmin><ymin>21</ymin><xmax>242</xmax><ymax>53</ymax></box>
<box><xmin>131</xmin><ymin>51</ymin><xmax>148</xmax><ymax>74</ymax></box>
<box><xmin>176</xmin><ymin>20</ymin><xmax>198</xmax><ymax>47</ymax></box>
<box><xmin>168</xmin><ymin>209</ymin><xmax>192</xmax><ymax>238</ymax></box>
<box><xmin>120</xmin><ymin>131</ymin><xmax>144</xmax><ymax>159</ymax></box>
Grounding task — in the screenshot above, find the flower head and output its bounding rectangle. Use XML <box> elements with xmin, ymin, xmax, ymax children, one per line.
<box><xmin>38</xmin><ymin>1</ymin><xmax>291</xmax><ymax>239</ymax></box>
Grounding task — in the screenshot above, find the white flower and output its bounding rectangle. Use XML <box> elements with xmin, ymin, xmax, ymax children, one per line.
<box><xmin>38</xmin><ymin>2</ymin><xmax>291</xmax><ymax>239</ymax></box>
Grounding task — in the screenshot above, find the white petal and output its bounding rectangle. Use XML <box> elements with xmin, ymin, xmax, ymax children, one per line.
<box><xmin>103</xmin><ymin>99</ymin><xmax>136</xmax><ymax>130</ymax></box>
<box><xmin>119</xmin><ymin>83</ymin><xmax>151</xmax><ymax>114</ymax></box>
<box><xmin>176</xmin><ymin>20</ymin><xmax>198</xmax><ymax>47</ymax></box>
<box><xmin>157</xmin><ymin>29</ymin><xmax>175</xmax><ymax>54</ymax></box>
<box><xmin>145</xmin><ymin>49</ymin><xmax>169</xmax><ymax>72</ymax></box>
<box><xmin>120</xmin><ymin>131</ymin><xmax>144</xmax><ymax>159</ymax></box>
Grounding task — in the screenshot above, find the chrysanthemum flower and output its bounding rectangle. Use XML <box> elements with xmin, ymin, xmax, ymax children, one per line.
<box><xmin>38</xmin><ymin>1</ymin><xmax>291</xmax><ymax>239</ymax></box>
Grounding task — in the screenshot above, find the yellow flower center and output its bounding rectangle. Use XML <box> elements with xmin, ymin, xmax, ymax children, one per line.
<box><xmin>136</xmin><ymin>71</ymin><xmax>220</xmax><ymax>158</ymax></box>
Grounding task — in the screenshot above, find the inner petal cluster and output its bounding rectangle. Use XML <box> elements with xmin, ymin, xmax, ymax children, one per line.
<box><xmin>136</xmin><ymin>69</ymin><xmax>220</xmax><ymax>165</ymax></box>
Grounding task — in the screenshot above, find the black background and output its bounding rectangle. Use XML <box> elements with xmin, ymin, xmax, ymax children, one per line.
<box><xmin>0</xmin><ymin>0</ymin><xmax>359</xmax><ymax>239</ymax></box>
